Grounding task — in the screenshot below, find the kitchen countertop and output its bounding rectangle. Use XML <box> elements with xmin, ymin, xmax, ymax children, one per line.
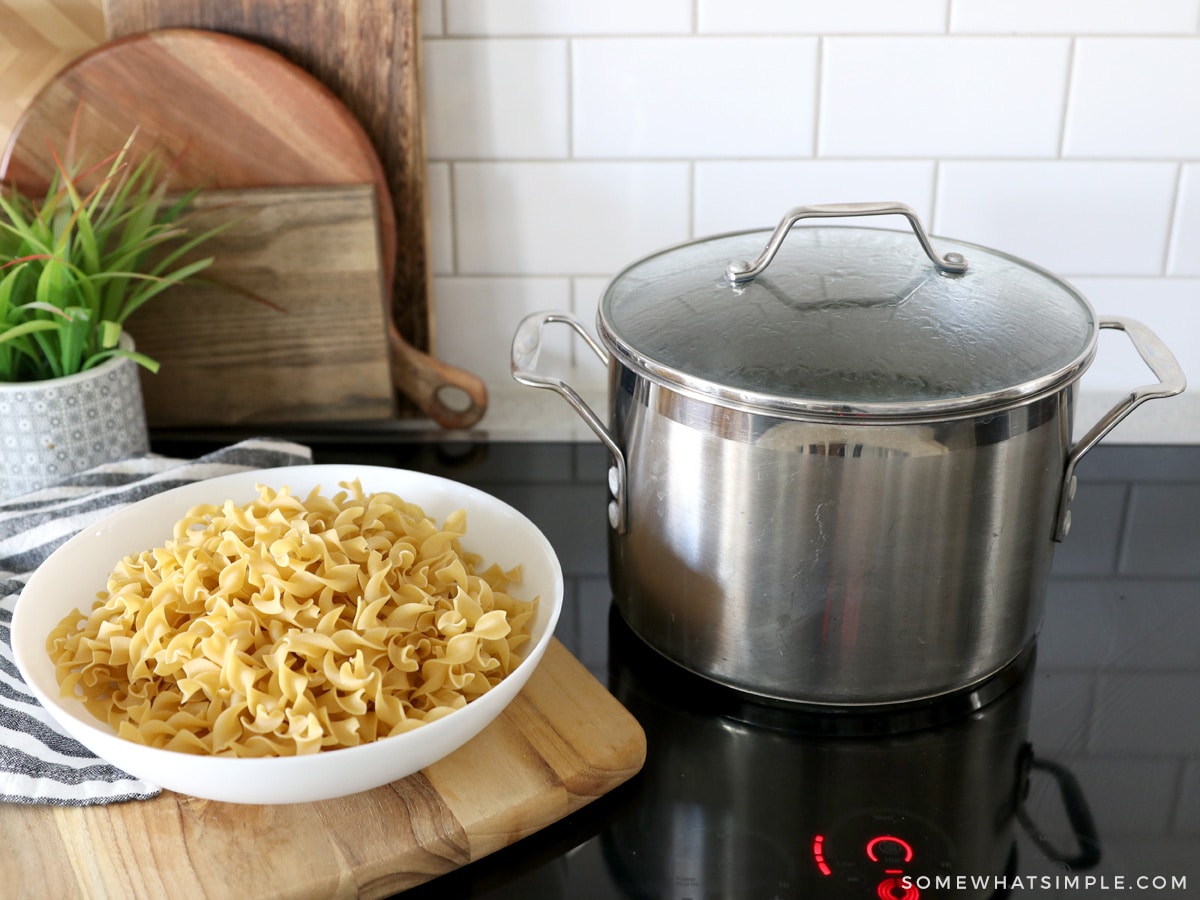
<box><xmin>148</xmin><ymin>434</ymin><xmax>1200</xmax><ymax>899</ymax></box>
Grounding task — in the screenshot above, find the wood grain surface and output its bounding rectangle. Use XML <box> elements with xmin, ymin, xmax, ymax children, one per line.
<box><xmin>102</xmin><ymin>0</ymin><xmax>435</xmax><ymax>357</ymax></box>
<box><xmin>0</xmin><ymin>0</ymin><xmax>103</xmax><ymax>147</ymax></box>
<box><xmin>128</xmin><ymin>185</ymin><xmax>396</xmax><ymax>426</ymax></box>
<box><xmin>0</xmin><ymin>639</ymin><xmax>646</xmax><ymax>899</ymax></box>
<box><xmin>0</xmin><ymin>27</ymin><xmax>397</xmax><ymax>294</ymax></box>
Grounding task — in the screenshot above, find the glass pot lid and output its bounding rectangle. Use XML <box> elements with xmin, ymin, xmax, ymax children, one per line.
<box><xmin>598</xmin><ymin>203</ymin><xmax>1098</xmax><ymax>418</ymax></box>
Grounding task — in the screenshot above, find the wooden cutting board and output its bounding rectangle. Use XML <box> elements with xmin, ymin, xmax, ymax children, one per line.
<box><xmin>128</xmin><ymin>185</ymin><xmax>396</xmax><ymax>426</ymax></box>
<box><xmin>102</xmin><ymin>0</ymin><xmax>434</xmax><ymax>357</ymax></box>
<box><xmin>0</xmin><ymin>639</ymin><xmax>646</xmax><ymax>899</ymax></box>
<box><xmin>0</xmin><ymin>28</ymin><xmax>397</xmax><ymax>290</ymax></box>
<box><xmin>1</xmin><ymin>27</ymin><xmax>489</xmax><ymax>428</ymax></box>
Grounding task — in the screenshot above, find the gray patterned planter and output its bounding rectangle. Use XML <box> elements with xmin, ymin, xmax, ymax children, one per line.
<box><xmin>0</xmin><ymin>334</ymin><xmax>150</xmax><ymax>501</ymax></box>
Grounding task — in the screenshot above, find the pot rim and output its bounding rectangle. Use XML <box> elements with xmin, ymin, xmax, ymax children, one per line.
<box><xmin>599</xmin><ymin>325</ymin><xmax>1100</xmax><ymax>422</ymax></box>
<box><xmin>597</xmin><ymin>227</ymin><xmax>1101</xmax><ymax>421</ymax></box>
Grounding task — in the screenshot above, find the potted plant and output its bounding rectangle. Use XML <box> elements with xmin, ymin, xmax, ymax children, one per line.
<box><xmin>0</xmin><ymin>131</ymin><xmax>217</xmax><ymax>500</ymax></box>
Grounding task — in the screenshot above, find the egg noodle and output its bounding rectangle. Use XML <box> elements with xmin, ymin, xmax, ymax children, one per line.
<box><xmin>46</xmin><ymin>480</ymin><xmax>536</xmax><ymax>757</ymax></box>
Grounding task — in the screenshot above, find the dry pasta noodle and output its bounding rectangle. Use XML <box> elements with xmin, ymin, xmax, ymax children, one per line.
<box><xmin>46</xmin><ymin>479</ymin><xmax>537</xmax><ymax>758</ymax></box>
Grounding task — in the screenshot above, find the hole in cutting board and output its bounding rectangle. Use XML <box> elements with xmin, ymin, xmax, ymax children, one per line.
<box><xmin>436</xmin><ymin>385</ymin><xmax>476</xmax><ymax>414</ymax></box>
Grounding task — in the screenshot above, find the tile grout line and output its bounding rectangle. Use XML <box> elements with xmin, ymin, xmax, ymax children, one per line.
<box><xmin>812</xmin><ymin>36</ymin><xmax>824</xmax><ymax>159</ymax></box>
<box><xmin>566</xmin><ymin>37</ymin><xmax>575</xmax><ymax>161</ymax></box>
<box><xmin>1162</xmin><ymin>162</ymin><xmax>1186</xmax><ymax>276</ymax></box>
<box><xmin>447</xmin><ymin>162</ymin><xmax>459</xmax><ymax>278</ymax></box>
<box><xmin>1057</xmin><ymin>36</ymin><xmax>1076</xmax><ymax>158</ymax></box>
<box><xmin>930</xmin><ymin>159</ymin><xmax>942</xmax><ymax>233</ymax></box>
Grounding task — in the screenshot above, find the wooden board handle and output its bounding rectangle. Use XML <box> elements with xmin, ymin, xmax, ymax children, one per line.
<box><xmin>388</xmin><ymin>324</ymin><xmax>488</xmax><ymax>430</ymax></box>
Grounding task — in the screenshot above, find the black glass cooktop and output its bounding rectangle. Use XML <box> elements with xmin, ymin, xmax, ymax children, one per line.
<box><xmin>150</xmin><ymin>437</ymin><xmax>1200</xmax><ymax>898</ymax></box>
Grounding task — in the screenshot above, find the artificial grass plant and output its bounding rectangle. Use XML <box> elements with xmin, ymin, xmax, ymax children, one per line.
<box><xmin>0</xmin><ymin>130</ymin><xmax>219</xmax><ymax>382</ymax></box>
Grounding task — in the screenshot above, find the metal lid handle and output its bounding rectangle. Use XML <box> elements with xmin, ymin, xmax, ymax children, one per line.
<box><xmin>724</xmin><ymin>202</ymin><xmax>968</xmax><ymax>284</ymax></box>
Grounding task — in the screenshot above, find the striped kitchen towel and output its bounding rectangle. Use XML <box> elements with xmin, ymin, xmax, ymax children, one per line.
<box><xmin>0</xmin><ymin>437</ymin><xmax>312</xmax><ymax>805</ymax></box>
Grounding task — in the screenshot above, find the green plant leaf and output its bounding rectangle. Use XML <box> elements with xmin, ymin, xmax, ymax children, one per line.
<box><xmin>0</xmin><ymin>259</ymin><xmax>24</xmax><ymax>317</ymax></box>
<box><xmin>29</xmin><ymin>327</ymin><xmax>63</xmax><ymax>379</ymax></box>
<box><xmin>92</xmin><ymin>258</ymin><xmax>216</xmax><ymax>321</ymax></box>
<box><xmin>99</xmin><ymin>318</ymin><xmax>122</xmax><ymax>348</ymax></box>
<box><xmin>1</xmin><ymin>130</ymin><xmax>222</xmax><ymax>381</ymax></box>
<box><xmin>0</xmin><ymin>322</ymin><xmax>60</xmax><ymax>381</ymax></box>
<box><xmin>58</xmin><ymin>305</ymin><xmax>92</xmax><ymax>375</ymax></box>
<box><xmin>14</xmin><ymin>301</ymin><xmax>72</xmax><ymax>318</ymax></box>
<box><xmin>0</xmin><ymin>317</ymin><xmax>62</xmax><ymax>345</ymax></box>
<box><xmin>82</xmin><ymin>345</ymin><xmax>160</xmax><ymax>374</ymax></box>
<box><xmin>33</xmin><ymin>256</ymin><xmax>69</xmax><ymax>308</ymax></box>
<box><xmin>0</xmin><ymin>195</ymin><xmax>53</xmax><ymax>257</ymax></box>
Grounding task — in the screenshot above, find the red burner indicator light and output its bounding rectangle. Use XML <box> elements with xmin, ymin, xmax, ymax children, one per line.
<box><xmin>877</xmin><ymin>876</ymin><xmax>920</xmax><ymax>900</ymax></box>
<box><xmin>868</xmin><ymin>835</ymin><xmax>917</xmax><ymax>899</ymax></box>
<box><xmin>812</xmin><ymin>835</ymin><xmax>832</xmax><ymax>876</ymax></box>
<box><xmin>866</xmin><ymin>835</ymin><xmax>914</xmax><ymax>863</ymax></box>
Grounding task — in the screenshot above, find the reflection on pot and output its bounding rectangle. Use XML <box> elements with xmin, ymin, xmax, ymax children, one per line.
<box><xmin>602</xmin><ymin>606</ymin><xmax>1099</xmax><ymax>899</ymax></box>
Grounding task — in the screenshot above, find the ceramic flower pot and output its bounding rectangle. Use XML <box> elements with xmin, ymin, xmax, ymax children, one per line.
<box><xmin>0</xmin><ymin>335</ymin><xmax>149</xmax><ymax>501</ymax></box>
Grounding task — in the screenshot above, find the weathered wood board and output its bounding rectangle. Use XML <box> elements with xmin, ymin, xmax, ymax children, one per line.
<box><xmin>0</xmin><ymin>639</ymin><xmax>647</xmax><ymax>899</ymax></box>
<box><xmin>128</xmin><ymin>186</ymin><xmax>396</xmax><ymax>426</ymax></box>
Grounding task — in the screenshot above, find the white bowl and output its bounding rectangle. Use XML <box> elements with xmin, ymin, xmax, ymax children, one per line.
<box><xmin>12</xmin><ymin>465</ymin><xmax>563</xmax><ymax>804</ymax></box>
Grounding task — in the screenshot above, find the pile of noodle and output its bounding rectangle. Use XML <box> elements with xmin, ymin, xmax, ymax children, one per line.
<box><xmin>47</xmin><ymin>480</ymin><xmax>536</xmax><ymax>757</ymax></box>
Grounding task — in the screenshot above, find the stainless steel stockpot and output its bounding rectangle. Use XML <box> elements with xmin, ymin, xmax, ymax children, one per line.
<box><xmin>511</xmin><ymin>203</ymin><xmax>1186</xmax><ymax>706</ymax></box>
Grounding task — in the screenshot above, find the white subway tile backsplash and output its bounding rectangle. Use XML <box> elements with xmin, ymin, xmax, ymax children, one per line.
<box><xmin>433</xmin><ymin>277</ymin><xmax>572</xmax><ymax>386</ymax></box>
<box><xmin>693</xmin><ymin>160</ymin><xmax>935</xmax><ymax>234</ymax></box>
<box><xmin>1168</xmin><ymin>164</ymin><xmax>1200</xmax><ymax>275</ymax></box>
<box><xmin>420</xmin><ymin>0</ymin><xmax>444</xmax><ymax>36</ymax></box>
<box><xmin>950</xmin><ymin>0</ymin><xmax>1200</xmax><ymax>35</ymax></box>
<box><xmin>819</xmin><ymin>37</ymin><xmax>1070</xmax><ymax>158</ymax></box>
<box><xmin>1069</xmin><ymin>279</ymin><xmax>1199</xmax><ymax>393</ymax></box>
<box><xmin>697</xmin><ymin>0</ymin><xmax>949</xmax><ymax>35</ymax></box>
<box><xmin>452</xmin><ymin>162</ymin><xmax>691</xmax><ymax>275</ymax></box>
<box><xmin>424</xmin><ymin>39</ymin><xmax>568</xmax><ymax>159</ymax></box>
<box><xmin>935</xmin><ymin>161</ymin><xmax>1177</xmax><ymax>275</ymax></box>
<box><xmin>427</xmin><ymin>162</ymin><xmax>454</xmax><ymax>275</ymax></box>
<box><xmin>572</xmin><ymin>38</ymin><xmax>817</xmax><ymax>159</ymax></box>
<box><xmin>1065</xmin><ymin>39</ymin><xmax>1200</xmax><ymax>159</ymax></box>
<box><xmin>571</xmin><ymin>277</ymin><xmax>612</xmax><ymax>319</ymax></box>
<box><xmin>444</xmin><ymin>0</ymin><xmax>693</xmax><ymax>36</ymax></box>
<box><xmin>406</xmin><ymin>20</ymin><xmax>1200</xmax><ymax>439</ymax></box>
<box><xmin>569</xmin><ymin>277</ymin><xmax>614</xmax><ymax>388</ymax></box>
<box><xmin>571</xmin><ymin>276</ymin><xmax>610</xmax><ymax>333</ymax></box>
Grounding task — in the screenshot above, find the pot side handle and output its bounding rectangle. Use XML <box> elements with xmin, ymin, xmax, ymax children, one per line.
<box><xmin>1055</xmin><ymin>316</ymin><xmax>1187</xmax><ymax>541</ymax></box>
<box><xmin>511</xmin><ymin>311</ymin><xmax>628</xmax><ymax>532</ymax></box>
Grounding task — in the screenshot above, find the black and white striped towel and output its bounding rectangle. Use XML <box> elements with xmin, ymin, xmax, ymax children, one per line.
<box><xmin>0</xmin><ymin>438</ymin><xmax>312</xmax><ymax>806</ymax></box>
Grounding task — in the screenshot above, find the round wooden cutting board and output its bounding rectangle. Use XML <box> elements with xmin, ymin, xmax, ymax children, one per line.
<box><xmin>0</xmin><ymin>27</ymin><xmax>398</xmax><ymax>286</ymax></box>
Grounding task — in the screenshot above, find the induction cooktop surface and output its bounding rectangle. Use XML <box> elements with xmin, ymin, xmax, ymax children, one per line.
<box><xmin>151</xmin><ymin>436</ymin><xmax>1200</xmax><ymax>899</ymax></box>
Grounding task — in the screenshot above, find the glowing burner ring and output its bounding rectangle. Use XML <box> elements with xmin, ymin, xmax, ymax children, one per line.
<box><xmin>866</xmin><ymin>835</ymin><xmax>915</xmax><ymax>863</ymax></box>
<box><xmin>877</xmin><ymin>876</ymin><xmax>920</xmax><ymax>900</ymax></box>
